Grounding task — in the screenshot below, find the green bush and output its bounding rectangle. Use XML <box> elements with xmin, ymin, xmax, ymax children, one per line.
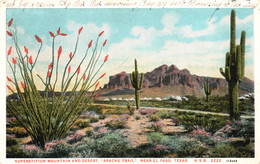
<box><xmin>177</xmin><ymin>113</ymin><xmax>226</xmax><ymax>133</ymax></box>
<box><xmin>147</xmin><ymin>133</ymin><xmax>207</xmax><ymax>157</ymax></box>
<box><xmin>150</xmin><ymin>114</ymin><xmax>160</xmax><ymax>122</ymax></box>
<box><xmin>74</xmin><ymin>119</ymin><xmax>91</xmax><ymax>128</ymax></box>
<box><xmin>7</xmin><ymin>145</ymin><xmax>29</xmax><ymax>158</ymax></box>
<box><xmin>209</xmin><ymin>142</ymin><xmax>254</xmax><ymax>157</ymax></box>
<box><xmin>147</xmin><ymin>132</ymin><xmax>164</xmax><ymax>144</ymax></box>
<box><xmin>70</xmin><ymin>141</ymin><xmax>96</xmax><ymax>157</ymax></box>
<box><xmin>86</xmin><ymin>105</ymin><xmax>103</xmax><ymax>114</ymax></box>
<box><xmin>43</xmin><ymin>143</ymin><xmax>72</xmax><ymax>158</ymax></box>
<box><xmin>7</xmin><ymin>136</ymin><xmax>18</xmax><ymax>147</ymax></box>
<box><xmin>89</xmin><ymin>117</ymin><xmax>99</xmax><ymax>123</ymax></box>
<box><xmin>91</xmin><ymin>133</ymin><xmax>131</xmax><ymax>157</ymax></box>
<box><xmin>156</xmin><ymin>110</ymin><xmax>176</xmax><ymax>119</ymax></box>
<box><xmin>176</xmin><ymin>137</ymin><xmax>207</xmax><ymax>157</ymax></box>
<box><xmin>98</xmin><ymin>114</ymin><xmax>106</xmax><ymax>120</ymax></box>
<box><xmin>239</xmin><ymin>119</ymin><xmax>254</xmax><ymax>141</ymax></box>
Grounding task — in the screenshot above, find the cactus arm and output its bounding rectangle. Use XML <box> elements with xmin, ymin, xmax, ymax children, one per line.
<box><xmin>239</xmin><ymin>31</ymin><xmax>246</xmax><ymax>82</ymax></box>
<box><xmin>225</xmin><ymin>66</ymin><xmax>231</xmax><ymax>81</ymax></box>
<box><xmin>236</xmin><ymin>45</ymin><xmax>241</xmax><ymax>81</ymax></box>
<box><xmin>226</xmin><ymin>52</ymin><xmax>231</xmax><ymax>68</ymax></box>
<box><xmin>219</xmin><ymin>68</ymin><xmax>226</xmax><ymax>78</ymax></box>
<box><xmin>138</xmin><ymin>73</ymin><xmax>144</xmax><ymax>90</ymax></box>
<box><xmin>230</xmin><ymin>10</ymin><xmax>236</xmax><ymax>64</ymax></box>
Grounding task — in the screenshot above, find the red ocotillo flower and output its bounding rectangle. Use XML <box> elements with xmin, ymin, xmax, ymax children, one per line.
<box><xmin>21</xmin><ymin>81</ymin><xmax>25</xmax><ymax>89</ymax></box>
<box><xmin>57</xmin><ymin>46</ymin><xmax>62</xmax><ymax>60</ymax></box>
<box><xmin>8</xmin><ymin>18</ymin><xmax>13</xmax><ymax>27</ymax></box>
<box><xmin>103</xmin><ymin>39</ymin><xmax>107</xmax><ymax>47</ymax></box>
<box><xmin>48</xmin><ymin>62</ymin><xmax>53</xmax><ymax>70</ymax></box>
<box><xmin>57</xmin><ymin>27</ymin><xmax>60</xmax><ymax>35</ymax></box>
<box><xmin>49</xmin><ymin>31</ymin><xmax>55</xmax><ymax>37</ymax></box>
<box><xmin>47</xmin><ymin>71</ymin><xmax>51</xmax><ymax>77</ymax></box>
<box><xmin>104</xmin><ymin>54</ymin><xmax>108</xmax><ymax>62</ymax></box>
<box><xmin>95</xmin><ymin>81</ymin><xmax>100</xmax><ymax>88</ymax></box>
<box><xmin>78</xmin><ymin>26</ymin><xmax>83</xmax><ymax>35</ymax></box>
<box><xmin>77</xmin><ymin>66</ymin><xmax>81</xmax><ymax>74</ymax></box>
<box><xmin>100</xmin><ymin>73</ymin><xmax>106</xmax><ymax>79</ymax></box>
<box><xmin>83</xmin><ymin>74</ymin><xmax>86</xmax><ymax>81</ymax></box>
<box><xmin>24</xmin><ymin>46</ymin><xmax>28</xmax><ymax>54</ymax></box>
<box><xmin>6</xmin><ymin>31</ymin><xmax>13</xmax><ymax>36</ymax></box>
<box><xmin>94</xmin><ymin>93</ymin><xmax>100</xmax><ymax>99</ymax></box>
<box><xmin>7</xmin><ymin>76</ymin><xmax>12</xmax><ymax>82</ymax></box>
<box><xmin>68</xmin><ymin>66</ymin><xmax>71</xmax><ymax>73</ymax></box>
<box><xmin>99</xmin><ymin>31</ymin><xmax>104</xmax><ymax>37</ymax></box>
<box><xmin>29</xmin><ymin>56</ymin><xmax>33</xmax><ymax>65</ymax></box>
<box><xmin>7</xmin><ymin>46</ymin><xmax>12</xmax><ymax>55</ymax></box>
<box><xmin>60</xmin><ymin>33</ymin><xmax>67</xmax><ymax>36</ymax></box>
<box><xmin>69</xmin><ymin>52</ymin><xmax>72</xmax><ymax>59</ymax></box>
<box><xmin>88</xmin><ymin>40</ymin><xmax>93</xmax><ymax>48</ymax></box>
<box><xmin>7</xmin><ymin>85</ymin><xmax>11</xmax><ymax>90</ymax></box>
<box><xmin>35</xmin><ymin>35</ymin><xmax>42</xmax><ymax>43</ymax></box>
<box><xmin>12</xmin><ymin>57</ymin><xmax>16</xmax><ymax>64</ymax></box>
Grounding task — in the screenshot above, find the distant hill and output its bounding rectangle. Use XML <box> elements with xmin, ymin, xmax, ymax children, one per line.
<box><xmin>102</xmin><ymin>64</ymin><xmax>254</xmax><ymax>98</ymax></box>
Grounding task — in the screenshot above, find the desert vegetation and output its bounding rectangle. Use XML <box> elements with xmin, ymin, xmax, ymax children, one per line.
<box><xmin>6</xmin><ymin>9</ymin><xmax>254</xmax><ymax>158</ymax></box>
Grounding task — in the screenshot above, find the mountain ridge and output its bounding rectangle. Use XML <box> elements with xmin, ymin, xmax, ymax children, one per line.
<box><xmin>103</xmin><ymin>64</ymin><xmax>254</xmax><ymax>97</ymax></box>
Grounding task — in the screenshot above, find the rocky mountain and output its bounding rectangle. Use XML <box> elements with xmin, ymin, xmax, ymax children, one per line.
<box><xmin>103</xmin><ymin>64</ymin><xmax>254</xmax><ymax>97</ymax></box>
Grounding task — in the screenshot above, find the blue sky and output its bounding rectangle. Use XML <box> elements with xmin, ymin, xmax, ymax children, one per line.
<box><xmin>6</xmin><ymin>8</ymin><xmax>254</xmax><ymax>91</ymax></box>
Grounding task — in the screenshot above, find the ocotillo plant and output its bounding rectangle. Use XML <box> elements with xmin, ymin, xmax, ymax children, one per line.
<box><xmin>6</xmin><ymin>18</ymin><xmax>109</xmax><ymax>148</ymax></box>
<box><xmin>129</xmin><ymin>59</ymin><xmax>144</xmax><ymax>109</ymax></box>
<box><xmin>203</xmin><ymin>78</ymin><xmax>211</xmax><ymax>102</ymax></box>
<box><xmin>219</xmin><ymin>10</ymin><xmax>246</xmax><ymax>120</ymax></box>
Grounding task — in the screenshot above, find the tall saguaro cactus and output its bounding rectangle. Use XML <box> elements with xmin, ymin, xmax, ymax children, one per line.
<box><xmin>219</xmin><ymin>10</ymin><xmax>246</xmax><ymax>120</ymax></box>
<box><xmin>130</xmin><ymin>59</ymin><xmax>144</xmax><ymax>109</ymax></box>
<box><xmin>203</xmin><ymin>78</ymin><xmax>211</xmax><ymax>102</ymax></box>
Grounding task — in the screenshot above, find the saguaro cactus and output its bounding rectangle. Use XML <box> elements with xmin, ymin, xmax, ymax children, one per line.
<box><xmin>130</xmin><ymin>59</ymin><xmax>144</xmax><ymax>109</ymax></box>
<box><xmin>219</xmin><ymin>10</ymin><xmax>246</xmax><ymax>120</ymax></box>
<box><xmin>203</xmin><ymin>78</ymin><xmax>211</xmax><ymax>102</ymax></box>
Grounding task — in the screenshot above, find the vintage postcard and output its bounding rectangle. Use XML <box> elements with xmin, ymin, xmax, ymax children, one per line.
<box><xmin>1</xmin><ymin>0</ymin><xmax>260</xmax><ymax>163</ymax></box>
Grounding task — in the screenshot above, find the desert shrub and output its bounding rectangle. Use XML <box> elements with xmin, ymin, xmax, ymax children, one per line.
<box><xmin>209</xmin><ymin>142</ymin><xmax>254</xmax><ymax>157</ymax></box>
<box><xmin>67</xmin><ymin>133</ymin><xmax>85</xmax><ymax>144</ymax></box>
<box><xmin>139</xmin><ymin>108</ymin><xmax>158</xmax><ymax>115</ymax></box>
<box><xmin>191</xmin><ymin>128</ymin><xmax>215</xmax><ymax>146</ymax></box>
<box><xmin>105</xmin><ymin>116</ymin><xmax>128</xmax><ymax>129</ymax></box>
<box><xmin>148</xmin><ymin>122</ymin><xmax>164</xmax><ymax>132</ymax></box>
<box><xmin>147</xmin><ymin>134</ymin><xmax>206</xmax><ymax>157</ymax></box>
<box><xmin>98</xmin><ymin>114</ymin><xmax>106</xmax><ymax>119</ymax></box>
<box><xmin>176</xmin><ymin>137</ymin><xmax>207</xmax><ymax>157</ymax></box>
<box><xmin>6</xmin><ymin>136</ymin><xmax>18</xmax><ymax>147</ymax></box>
<box><xmin>74</xmin><ymin>119</ymin><xmax>91</xmax><ymax>128</ymax></box>
<box><xmin>178</xmin><ymin>113</ymin><xmax>226</xmax><ymax>133</ymax></box>
<box><xmin>171</xmin><ymin>116</ymin><xmax>180</xmax><ymax>125</ymax></box>
<box><xmin>29</xmin><ymin>141</ymin><xmax>72</xmax><ymax>158</ymax></box>
<box><xmin>7</xmin><ymin>127</ymin><xmax>28</xmax><ymax>138</ymax></box>
<box><xmin>238</xmin><ymin>119</ymin><xmax>254</xmax><ymax>141</ymax></box>
<box><xmin>89</xmin><ymin>117</ymin><xmax>99</xmax><ymax>123</ymax></box>
<box><xmin>156</xmin><ymin>110</ymin><xmax>176</xmax><ymax>119</ymax></box>
<box><xmin>90</xmin><ymin>133</ymin><xmax>131</xmax><ymax>157</ymax></box>
<box><xmin>70</xmin><ymin>141</ymin><xmax>96</xmax><ymax>157</ymax></box>
<box><xmin>86</xmin><ymin>105</ymin><xmax>103</xmax><ymax>115</ymax></box>
<box><xmin>150</xmin><ymin>114</ymin><xmax>160</xmax><ymax>122</ymax></box>
<box><xmin>7</xmin><ymin>145</ymin><xmax>29</xmax><ymax>158</ymax></box>
<box><xmin>147</xmin><ymin>132</ymin><xmax>165</xmax><ymax>144</ymax></box>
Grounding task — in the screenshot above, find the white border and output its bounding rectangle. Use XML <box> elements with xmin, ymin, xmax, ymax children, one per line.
<box><xmin>0</xmin><ymin>0</ymin><xmax>259</xmax><ymax>164</ymax></box>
